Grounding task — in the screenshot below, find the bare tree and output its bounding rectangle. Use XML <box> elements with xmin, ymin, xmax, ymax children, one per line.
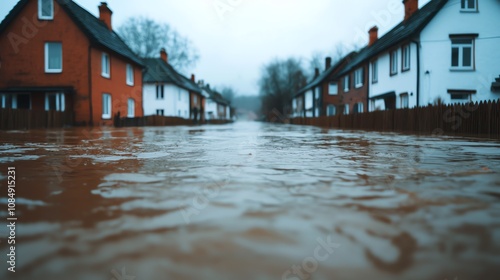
<box><xmin>118</xmin><ymin>16</ymin><xmax>199</xmax><ymax>71</ymax></box>
<box><xmin>258</xmin><ymin>57</ymin><xmax>308</xmax><ymax>121</ymax></box>
<box><xmin>307</xmin><ymin>42</ymin><xmax>350</xmax><ymax>78</ymax></box>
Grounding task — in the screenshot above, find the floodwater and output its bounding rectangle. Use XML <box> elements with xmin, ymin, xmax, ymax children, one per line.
<box><xmin>0</xmin><ymin>122</ymin><xmax>499</xmax><ymax>280</ymax></box>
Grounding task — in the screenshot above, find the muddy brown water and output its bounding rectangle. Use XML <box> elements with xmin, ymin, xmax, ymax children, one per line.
<box><xmin>0</xmin><ymin>122</ymin><xmax>499</xmax><ymax>280</ymax></box>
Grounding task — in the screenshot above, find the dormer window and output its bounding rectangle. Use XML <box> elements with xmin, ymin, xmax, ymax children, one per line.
<box><xmin>38</xmin><ymin>0</ymin><xmax>54</xmax><ymax>20</ymax></box>
<box><xmin>461</xmin><ymin>0</ymin><xmax>478</xmax><ymax>12</ymax></box>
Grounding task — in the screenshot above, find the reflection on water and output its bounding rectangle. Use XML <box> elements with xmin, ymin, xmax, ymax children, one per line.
<box><xmin>0</xmin><ymin>122</ymin><xmax>499</xmax><ymax>280</ymax></box>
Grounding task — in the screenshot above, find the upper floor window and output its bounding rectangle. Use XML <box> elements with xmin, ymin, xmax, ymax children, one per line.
<box><xmin>461</xmin><ymin>0</ymin><xmax>478</xmax><ymax>12</ymax></box>
<box><xmin>402</xmin><ymin>45</ymin><xmax>411</xmax><ymax>71</ymax></box>
<box><xmin>354</xmin><ymin>68</ymin><xmax>364</xmax><ymax>88</ymax></box>
<box><xmin>178</xmin><ymin>91</ymin><xmax>182</xmax><ymax>101</ymax></box>
<box><xmin>372</xmin><ymin>59</ymin><xmax>378</xmax><ymax>83</ymax></box>
<box><xmin>45</xmin><ymin>93</ymin><xmax>65</xmax><ymax>112</ymax></box>
<box><xmin>156</xmin><ymin>85</ymin><xmax>164</xmax><ymax>99</ymax></box>
<box><xmin>38</xmin><ymin>0</ymin><xmax>54</xmax><ymax>20</ymax></box>
<box><xmin>127</xmin><ymin>98</ymin><xmax>135</xmax><ymax>118</ymax></box>
<box><xmin>45</xmin><ymin>42</ymin><xmax>62</xmax><ymax>73</ymax></box>
<box><xmin>126</xmin><ymin>64</ymin><xmax>134</xmax><ymax>86</ymax></box>
<box><xmin>102</xmin><ymin>53</ymin><xmax>110</xmax><ymax>78</ymax></box>
<box><xmin>102</xmin><ymin>93</ymin><xmax>112</xmax><ymax>119</ymax></box>
<box><xmin>329</xmin><ymin>82</ymin><xmax>338</xmax><ymax>95</ymax></box>
<box><xmin>390</xmin><ymin>50</ymin><xmax>398</xmax><ymax>75</ymax></box>
<box><xmin>343</xmin><ymin>76</ymin><xmax>350</xmax><ymax>92</ymax></box>
<box><xmin>451</xmin><ymin>36</ymin><xmax>475</xmax><ymax>70</ymax></box>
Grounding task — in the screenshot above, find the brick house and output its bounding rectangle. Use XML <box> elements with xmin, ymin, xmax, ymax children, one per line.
<box><xmin>293</xmin><ymin>53</ymin><xmax>356</xmax><ymax>117</ymax></box>
<box><xmin>0</xmin><ymin>0</ymin><xmax>143</xmax><ymax>126</ymax></box>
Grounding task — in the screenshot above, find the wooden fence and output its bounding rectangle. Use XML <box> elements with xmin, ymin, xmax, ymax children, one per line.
<box><xmin>0</xmin><ymin>109</ymin><xmax>74</xmax><ymax>130</ymax></box>
<box><xmin>290</xmin><ymin>100</ymin><xmax>500</xmax><ymax>139</ymax></box>
<box><xmin>114</xmin><ymin>115</ymin><xmax>233</xmax><ymax>127</ymax></box>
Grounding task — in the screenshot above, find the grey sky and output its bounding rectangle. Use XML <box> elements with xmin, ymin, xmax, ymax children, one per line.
<box><xmin>1</xmin><ymin>0</ymin><xmax>431</xmax><ymax>96</ymax></box>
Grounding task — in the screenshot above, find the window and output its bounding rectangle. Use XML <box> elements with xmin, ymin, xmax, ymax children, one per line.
<box><xmin>102</xmin><ymin>53</ymin><xmax>110</xmax><ymax>78</ymax></box>
<box><xmin>156</xmin><ymin>109</ymin><xmax>164</xmax><ymax>116</ymax></box>
<box><xmin>448</xmin><ymin>89</ymin><xmax>475</xmax><ymax>101</ymax></box>
<box><xmin>400</xmin><ymin>93</ymin><xmax>409</xmax><ymax>108</ymax></box>
<box><xmin>45</xmin><ymin>42</ymin><xmax>62</xmax><ymax>73</ymax></box>
<box><xmin>461</xmin><ymin>0</ymin><xmax>477</xmax><ymax>12</ymax></box>
<box><xmin>343</xmin><ymin>76</ymin><xmax>350</xmax><ymax>92</ymax></box>
<box><xmin>327</xmin><ymin>105</ymin><xmax>336</xmax><ymax>116</ymax></box>
<box><xmin>402</xmin><ymin>45</ymin><xmax>410</xmax><ymax>71</ymax></box>
<box><xmin>344</xmin><ymin>104</ymin><xmax>350</xmax><ymax>115</ymax></box>
<box><xmin>126</xmin><ymin>64</ymin><xmax>134</xmax><ymax>86</ymax></box>
<box><xmin>38</xmin><ymin>0</ymin><xmax>53</xmax><ymax>20</ymax></box>
<box><xmin>372</xmin><ymin>60</ymin><xmax>378</xmax><ymax>83</ymax></box>
<box><xmin>156</xmin><ymin>85</ymin><xmax>164</xmax><ymax>99</ymax></box>
<box><xmin>354</xmin><ymin>102</ymin><xmax>364</xmax><ymax>113</ymax></box>
<box><xmin>102</xmin><ymin>93</ymin><xmax>111</xmax><ymax>119</ymax></box>
<box><xmin>178</xmin><ymin>92</ymin><xmax>181</xmax><ymax>101</ymax></box>
<box><xmin>178</xmin><ymin>110</ymin><xmax>181</xmax><ymax>117</ymax></box>
<box><xmin>45</xmin><ymin>93</ymin><xmax>65</xmax><ymax>112</ymax></box>
<box><xmin>193</xmin><ymin>95</ymin><xmax>198</xmax><ymax>105</ymax></box>
<box><xmin>127</xmin><ymin>98</ymin><xmax>135</xmax><ymax>117</ymax></box>
<box><xmin>329</xmin><ymin>82</ymin><xmax>338</xmax><ymax>95</ymax></box>
<box><xmin>390</xmin><ymin>50</ymin><xmax>398</xmax><ymax>75</ymax></box>
<box><xmin>451</xmin><ymin>37</ymin><xmax>474</xmax><ymax>70</ymax></box>
<box><xmin>354</xmin><ymin>68</ymin><xmax>364</xmax><ymax>88</ymax></box>
<box><xmin>1</xmin><ymin>94</ymin><xmax>16</xmax><ymax>109</ymax></box>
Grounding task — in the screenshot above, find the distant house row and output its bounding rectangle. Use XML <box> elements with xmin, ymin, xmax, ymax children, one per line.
<box><xmin>0</xmin><ymin>0</ymin><xmax>232</xmax><ymax>126</ymax></box>
<box><xmin>293</xmin><ymin>0</ymin><xmax>500</xmax><ymax>118</ymax></box>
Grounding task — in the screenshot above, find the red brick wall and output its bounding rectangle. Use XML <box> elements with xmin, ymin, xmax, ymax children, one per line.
<box><xmin>0</xmin><ymin>0</ymin><xmax>91</xmax><ymax>123</ymax></box>
<box><xmin>339</xmin><ymin>65</ymin><xmax>369</xmax><ymax>114</ymax></box>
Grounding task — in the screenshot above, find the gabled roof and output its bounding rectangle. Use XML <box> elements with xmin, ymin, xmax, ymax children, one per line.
<box><xmin>0</xmin><ymin>0</ymin><xmax>143</xmax><ymax>66</ymax></box>
<box><xmin>336</xmin><ymin>0</ymin><xmax>449</xmax><ymax>78</ymax></box>
<box><xmin>202</xmin><ymin>86</ymin><xmax>230</xmax><ymax>106</ymax></box>
<box><xmin>295</xmin><ymin>51</ymin><xmax>357</xmax><ymax>97</ymax></box>
<box><xmin>143</xmin><ymin>58</ymin><xmax>201</xmax><ymax>93</ymax></box>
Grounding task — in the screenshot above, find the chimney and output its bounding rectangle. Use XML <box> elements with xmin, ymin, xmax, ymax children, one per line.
<box><xmin>160</xmin><ymin>48</ymin><xmax>168</xmax><ymax>63</ymax></box>
<box><xmin>369</xmin><ymin>26</ymin><xmax>378</xmax><ymax>46</ymax></box>
<box><xmin>314</xmin><ymin>68</ymin><xmax>320</xmax><ymax>78</ymax></box>
<box><xmin>191</xmin><ymin>74</ymin><xmax>195</xmax><ymax>82</ymax></box>
<box><xmin>98</xmin><ymin>2</ymin><xmax>113</xmax><ymax>30</ymax></box>
<box><xmin>403</xmin><ymin>0</ymin><xmax>419</xmax><ymax>21</ymax></box>
<box><xmin>325</xmin><ymin>57</ymin><xmax>332</xmax><ymax>71</ymax></box>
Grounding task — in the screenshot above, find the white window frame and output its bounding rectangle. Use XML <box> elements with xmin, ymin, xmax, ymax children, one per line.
<box><xmin>400</xmin><ymin>94</ymin><xmax>409</xmax><ymax>109</ymax></box>
<box><xmin>343</xmin><ymin>76</ymin><xmax>350</xmax><ymax>92</ymax></box>
<box><xmin>44</xmin><ymin>92</ymin><xmax>65</xmax><ymax>112</ymax></box>
<box><xmin>127</xmin><ymin>98</ymin><xmax>135</xmax><ymax>118</ymax></box>
<box><xmin>38</xmin><ymin>0</ymin><xmax>54</xmax><ymax>20</ymax></box>
<box><xmin>372</xmin><ymin>59</ymin><xmax>378</xmax><ymax>83</ymax></box>
<box><xmin>402</xmin><ymin>45</ymin><xmax>411</xmax><ymax>71</ymax></box>
<box><xmin>354</xmin><ymin>68</ymin><xmax>363</xmax><ymax>88</ymax></box>
<box><xmin>102</xmin><ymin>53</ymin><xmax>110</xmax><ymax>78</ymax></box>
<box><xmin>193</xmin><ymin>95</ymin><xmax>198</xmax><ymax>105</ymax></box>
<box><xmin>451</xmin><ymin>37</ymin><xmax>474</xmax><ymax>70</ymax></box>
<box><xmin>156</xmin><ymin>85</ymin><xmax>164</xmax><ymax>100</ymax></box>
<box><xmin>102</xmin><ymin>93</ymin><xmax>112</xmax><ymax>119</ymax></box>
<box><xmin>460</xmin><ymin>0</ymin><xmax>478</xmax><ymax>12</ymax></box>
<box><xmin>1</xmin><ymin>94</ymin><xmax>18</xmax><ymax>109</ymax></box>
<box><xmin>126</xmin><ymin>64</ymin><xmax>134</xmax><ymax>86</ymax></box>
<box><xmin>329</xmin><ymin>82</ymin><xmax>338</xmax><ymax>95</ymax></box>
<box><xmin>178</xmin><ymin>91</ymin><xmax>182</xmax><ymax>101</ymax></box>
<box><xmin>156</xmin><ymin>109</ymin><xmax>165</xmax><ymax>116</ymax></box>
<box><xmin>356</xmin><ymin>102</ymin><xmax>364</xmax><ymax>113</ymax></box>
<box><xmin>344</xmin><ymin>104</ymin><xmax>350</xmax><ymax>115</ymax></box>
<box><xmin>327</xmin><ymin>105</ymin><xmax>336</xmax><ymax>116</ymax></box>
<box><xmin>45</xmin><ymin>42</ymin><xmax>62</xmax><ymax>73</ymax></box>
<box><xmin>390</xmin><ymin>50</ymin><xmax>398</xmax><ymax>75</ymax></box>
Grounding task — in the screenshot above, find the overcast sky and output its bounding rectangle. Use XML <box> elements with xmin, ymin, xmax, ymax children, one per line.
<box><xmin>1</xmin><ymin>0</ymin><xmax>431</xmax><ymax>96</ymax></box>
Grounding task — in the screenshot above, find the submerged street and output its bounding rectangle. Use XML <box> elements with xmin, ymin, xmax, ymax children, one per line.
<box><xmin>1</xmin><ymin>122</ymin><xmax>500</xmax><ymax>280</ymax></box>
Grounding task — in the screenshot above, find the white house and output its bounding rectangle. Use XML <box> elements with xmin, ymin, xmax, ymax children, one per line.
<box><xmin>368</xmin><ymin>0</ymin><xmax>500</xmax><ymax>111</ymax></box>
<box><xmin>199</xmin><ymin>83</ymin><xmax>231</xmax><ymax>121</ymax></box>
<box><xmin>143</xmin><ymin>49</ymin><xmax>201</xmax><ymax>118</ymax></box>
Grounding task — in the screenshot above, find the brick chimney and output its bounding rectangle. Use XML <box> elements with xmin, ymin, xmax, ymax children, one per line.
<box><xmin>369</xmin><ymin>26</ymin><xmax>378</xmax><ymax>46</ymax></box>
<box><xmin>191</xmin><ymin>74</ymin><xmax>196</xmax><ymax>82</ymax></box>
<box><xmin>403</xmin><ymin>0</ymin><xmax>418</xmax><ymax>21</ymax></box>
<box><xmin>160</xmin><ymin>48</ymin><xmax>168</xmax><ymax>63</ymax></box>
<box><xmin>314</xmin><ymin>68</ymin><xmax>320</xmax><ymax>78</ymax></box>
<box><xmin>98</xmin><ymin>2</ymin><xmax>113</xmax><ymax>30</ymax></box>
<box><xmin>325</xmin><ymin>57</ymin><xmax>332</xmax><ymax>71</ymax></box>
